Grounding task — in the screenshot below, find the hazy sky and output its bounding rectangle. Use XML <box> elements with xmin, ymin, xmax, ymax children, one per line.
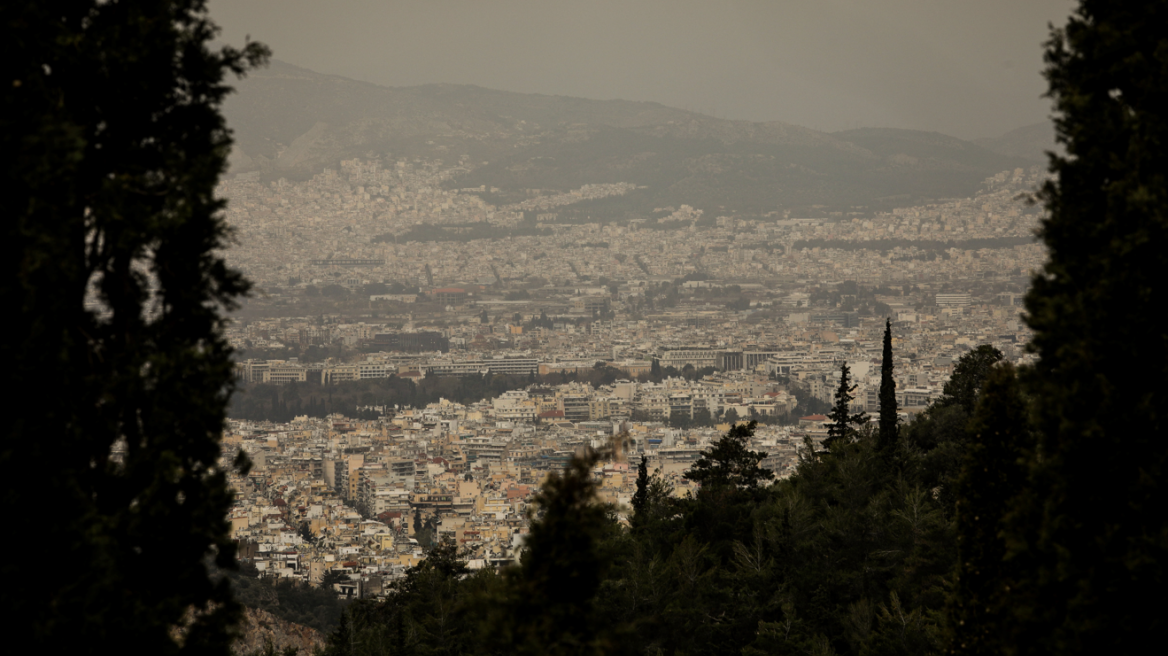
<box><xmin>209</xmin><ymin>0</ymin><xmax>1074</xmax><ymax>139</ymax></box>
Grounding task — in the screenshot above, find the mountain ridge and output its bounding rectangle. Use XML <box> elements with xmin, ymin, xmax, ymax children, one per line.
<box><xmin>223</xmin><ymin>59</ymin><xmax>1038</xmax><ymax>217</ymax></box>
<box><xmin>972</xmin><ymin>120</ymin><xmax>1058</xmax><ymax>162</ymax></box>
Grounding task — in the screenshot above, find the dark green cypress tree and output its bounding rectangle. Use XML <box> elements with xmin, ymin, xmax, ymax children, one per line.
<box><xmin>825</xmin><ymin>362</ymin><xmax>868</xmax><ymax>449</ymax></box>
<box><xmin>2</xmin><ymin>2</ymin><xmax>267</xmax><ymax>653</ymax></box>
<box><xmin>631</xmin><ymin>455</ymin><xmax>650</xmax><ymax>527</ymax></box>
<box><xmin>949</xmin><ymin>364</ymin><xmax>1029</xmax><ymax>656</ymax></box>
<box><xmin>1009</xmin><ymin>3</ymin><xmax>1168</xmax><ymax>653</ymax></box>
<box><xmin>878</xmin><ymin>319</ymin><xmax>899</xmax><ymax>457</ymax></box>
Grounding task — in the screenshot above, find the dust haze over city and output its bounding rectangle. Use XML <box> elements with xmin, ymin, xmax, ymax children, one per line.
<box><xmin>203</xmin><ymin>0</ymin><xmax>1079</xmax><ymax>616</ymax></box>
<box><xmin>210</xmin><ymin>0</ymin><xmax>1077</xmax><ymax>602</ymax></box>
<box><xmin>212</xmin><ymin>2</ymin><xmax>1069</xmax><ymax>413</ymax></box>
<box><xmin>14</xmin><ymin>0</ymin><xmax>1168</xmax><ymax>653</ymax></box>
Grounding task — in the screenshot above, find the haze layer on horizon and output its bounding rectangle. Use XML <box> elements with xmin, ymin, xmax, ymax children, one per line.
<box><xmin>209</xmin><ymin>0</ymin><xmax>1074</xmax><ymax>140</ymax></box>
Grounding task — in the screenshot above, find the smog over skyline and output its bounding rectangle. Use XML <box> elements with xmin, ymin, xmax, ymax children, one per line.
<box><xmin>16</xmin><ymin>2</ymin><xmax>1163</xmax><ymax>654</ymax></box>
<box><xmin>210</xmin><ymin>0</ymin><xmax>1074</xmax><ymax>139</ymax></box>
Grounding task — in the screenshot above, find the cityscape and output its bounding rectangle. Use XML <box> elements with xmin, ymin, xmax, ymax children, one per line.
<box><xmin>220</xmin><ymin>157</ymin><xmax>1047</xmax><ymax>595</ymax></box>
<box><xmin>12</xmin><ymin>2</ymin><xmax>1158</xmax><ymax>655</ymax></box>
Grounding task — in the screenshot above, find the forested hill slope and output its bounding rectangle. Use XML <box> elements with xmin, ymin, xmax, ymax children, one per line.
<box><xmin>223</xmin><ymin>60</ymin><xmax>1033</xmax><ymax>218</ymax></box>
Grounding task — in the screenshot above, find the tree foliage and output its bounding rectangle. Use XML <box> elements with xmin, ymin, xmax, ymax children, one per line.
<box><xmin>826</xmin><ymin>362</ymin><xmax>869</xmax><ymax>449</ymax></box>
<box><xmin>327</xmin><ymin>538</ymin><xmax>493</xmax><ymax>656</ymax></box>
<box><xmin>2</xmin><ymin>2</ymin><xmax>266</xmax><ymax>653</ymax></box>
<box><xmin>244</xmin><ymin>5</ymin><xmax>1168</xmax><ymax>654</ymax></box>
<box><xmin>227</xmin><ymin>571</ymin><xmax>348</xmax><ymax>636</ymax></box>
<box><xmin>631</xmin><ymin>456</ymin><xmax>650</xmax><ymax>525</ymax></box>
<box><xmin>1010</xmin><ymin>2</ymin><xmax>1168</xmax><ymax>652</ymax></box>
<box><xmin>905</xmin><ymin>346</ymin><xmax>1014</xmax><ymax>515</ymax></box>
<box><xmin>684</xmin><ymin>421</ymin><xmax>775</xmax><ymax>490</ymax></box>
<box><xmin>878</xmin><ymin>319</ymin><xmax>900</xmax><ymax>459</ymax></box>
<box><xmin>497</xmin><ymin>449</ymin><xmax>626</xmax><ymax>655</ymax></box>
<box><xmin>322</xmin><ymin>378</ymin><xmax>1049</xmax><ymax>656</ymax></box>
<box><xmin>949</xmin><ymin>364</ymin><xmax>1030</xmax><ymax>656</ymax></box>
<box><xmin>938</xmin><ymin>345</ymin><xmax>1004</xmax><ymax>415</ymax></box>
<box><xmin>231</xmin><ymin>368</ymin><xmax>652</xmax><ymax>423</ymax></box>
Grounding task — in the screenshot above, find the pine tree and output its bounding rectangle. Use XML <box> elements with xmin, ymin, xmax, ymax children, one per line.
<box><xmin>878</xmin><ymin>318</ymin><xmax>899</xmax><ymax>457</ymax></box>
<box><xmin>501</xmin><ymin>449</ymin><xmax>618</xmax><ymax>655</ymax></box>
<box><xmin>950</xmin><ymin>364</ymin><xmax>1029</xmax><ymax>656</ymax></box>
<box><xmin>938</xmin><ymin>345</ymin><xmax>1004</xmax><ymax>415</ymax></box>
<box><xmin>1011</xmin><ymin>3</ymin><xmax>1168</xmax><ymax>652</ymax></box>
<box><xmin>684</xmin><ymin>421</ymin><xmax>775</xmax><ymax>490</ymax></box>
<box><xmin>825</xmin><ymin>362</ymin><xmax>868</xmax><ymax>449</ymax></box>
<box><xmin>2</xmin><ymin>2</ymin><xmax>267</xmax><ymax>653</ymax></box>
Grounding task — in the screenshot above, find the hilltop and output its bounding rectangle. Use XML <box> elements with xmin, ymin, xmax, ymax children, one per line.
<box><xmin>973</xmin><ymin>120</ymin><xmax>1058</xmax><ymax>162</ymax></box>
<box><xmin>223</xmin><ymin>60</ymin><xmax>1036</xmax><ymax>218</ymax></box>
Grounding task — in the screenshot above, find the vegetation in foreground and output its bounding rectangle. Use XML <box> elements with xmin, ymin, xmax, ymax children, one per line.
<box><xmin>316</xmin><ymin>343</ymin><xmax>1012</xmax><ymax>656</ymax></box>
<box><xmin>313</xmin><ymin>5</ymin><xmax>1168</xmax><ymax>649</ymax></box>
<box><xmin>5</xmin><ymin>0</ymin><xmax>1164</xmax><ymax>654</ymax></box>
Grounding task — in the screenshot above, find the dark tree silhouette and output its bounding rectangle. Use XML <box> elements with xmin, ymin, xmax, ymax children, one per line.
<box><xmin>500</xmin><ymin>449</ymin><xmax>623</xmax><ymax>654</ymax></box>
<box><xmin>724</xmin><ymin>407</ymin><xmax>741</xmax><ymax>425</ymax></box>
<box><xmin>1011</xmin><ymin>2</ymin><xmax>1168</xmax><ymax>653</ymax></box>
<box><xmin>950</xmin><ymin>364</ymin><xmax>1030</xmax><ymax>656</ymax></box>
<box><xmin>938</xmin><ymin>345</ymin><xmax>1004</xmax><ymax>415</ymax></box>
<box><xmin>631</xmin><ymin>456</ymin><xmax>650</xmax><ymax>526</ymax></box>
<box><xmin>2</xmin><ymin>2</ymin><xmax>267</xmax><ymax>653</ymax></box>
<box><xmin>684</xmin><ymin>421</ymin><xmax>774</xmax><ymax>490</ymax></box>
<box><xmin>825</xmin><ymin>362</ymin><xmax>868</xmax><ymax>449</ymax></box>
<box><xmin>878</xmin><ymin>319</ymin><xmax>899</xmax><ymax>459</ymax></box>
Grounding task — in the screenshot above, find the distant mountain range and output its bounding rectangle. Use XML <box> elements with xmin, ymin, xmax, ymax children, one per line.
<box><xmin>223</xmin><ymin>60</ymin><xmax>1052</xmax><ymax>219</ymax></box>
<box><xmin>973</xmin><ymin>121</ymin><xmax>1058</xmax><ymax>163</ymax></box>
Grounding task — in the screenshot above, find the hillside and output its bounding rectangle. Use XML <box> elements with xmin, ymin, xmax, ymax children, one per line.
<box><xmin>234</xmin><ymin>607</ymin><xmax>326</xmax><ymax>656</ymax></box>
<box><xmin>973</xmin><ymin>120</ymin><xmax>1058</xmax><ymax>162</ymax></box>
<box><xmin>223</xmin><ymin>60</ymin><xmax>1034</xmax><ymax>218</ymax></box>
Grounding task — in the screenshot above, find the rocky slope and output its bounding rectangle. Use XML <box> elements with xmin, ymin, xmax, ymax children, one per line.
<box><xmin>234</xmin><ymin>607</ymin><xmax>327</xmax><ymax>655</ymax></box>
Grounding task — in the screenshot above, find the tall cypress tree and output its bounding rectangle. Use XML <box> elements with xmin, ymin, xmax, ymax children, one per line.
<box><xmin>2</xmin><ymin>2</ymin><xmax>267</xmax><ymax>653</ymax></box>
<box><xmin>825</xmin><ymin>362</ymin><xmax>867</xmax><ymax>449</ymax></box>
<box><xmin>878</xmin><ymin>318</ymin><xmax>899</xmax><ymax>457</ymax></box>
<box><xmin>631</xmin><ymin>455</ymin><xmax>650</xmax><ymax>527</ymax></box>
<box><xmin>949</xmin><ymin>364</ymin><xmax>1029</xmax><ymax>656</ymax></box>
<box><xmin>1012</xmin><ymin>2</ymin><xmax>1168</xmax><ymax>653</ymax></box>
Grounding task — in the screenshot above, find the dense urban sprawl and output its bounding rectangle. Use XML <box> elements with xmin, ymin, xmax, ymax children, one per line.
<box><xmin>220</xmin><ymin>159</ymin><xmax>1045</xmax><ymax>599</ymax></box>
